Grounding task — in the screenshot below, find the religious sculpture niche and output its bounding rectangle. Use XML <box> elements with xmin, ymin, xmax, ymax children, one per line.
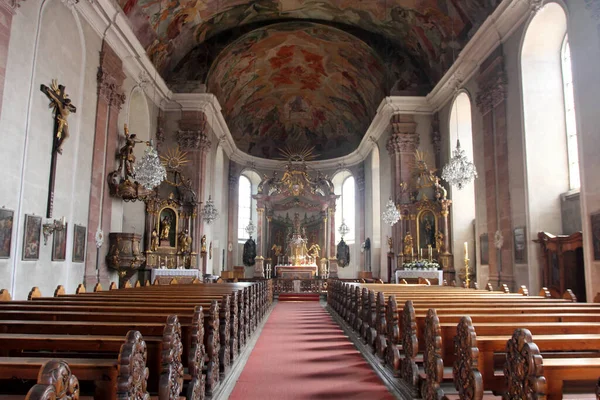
<box><xmin>143</xmin><ymin>148</ymin><xmax>198</xmax><ymax>271</ymax></box>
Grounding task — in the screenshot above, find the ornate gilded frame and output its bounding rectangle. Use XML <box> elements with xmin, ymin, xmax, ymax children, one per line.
<box><xmin>156</xmin><ymin>205</ymin><xmax>179</xmax><ymax>250</ymax></box>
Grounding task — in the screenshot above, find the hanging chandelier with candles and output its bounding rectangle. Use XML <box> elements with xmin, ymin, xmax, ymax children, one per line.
<box><xmin>132</xmin><ymin>142</ymin><xmax>166</xmax><ymax>190</ymax></box>
<box><xmin>441</xmin><ymin>140</ymin><xmax>478</xmax><ymax>190</ymax></box>
<box><xmin>382</xmin><ymin>198</ymin><xmax>401</xmax><ymax>226</ymax></box>
<box><xmin>201</xmin><ymin>195</ymin><xmax>219</xmax><ymax>224</ymax></box>
<box><xmin>338</xmin><ymin>219</ymin><xmax>350</xmax><ymax>238</ymax></box>
<box><xmin>245</xmin><ymin>218</ymin><xmax>255</xmax><ymax>238</ymax></box>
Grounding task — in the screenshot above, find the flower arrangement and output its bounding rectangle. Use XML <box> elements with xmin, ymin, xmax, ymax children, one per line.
<box><xmin>402</xmin><ymin>260</ymin><xmax>441</xmax><ymax>270</ymax></box>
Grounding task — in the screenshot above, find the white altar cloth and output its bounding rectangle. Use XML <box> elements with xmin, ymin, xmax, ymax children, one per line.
<box><xmin>395</xmin><ymin>270</ymin><xmax>443</xmax><ymax>285</ymax></box>
<box><xmin>151</xmin><ymin>268</ymin><xmax>200</xmax><ymax>282</ymax></box>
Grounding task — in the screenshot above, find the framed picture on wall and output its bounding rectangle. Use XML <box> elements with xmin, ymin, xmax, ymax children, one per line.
<box><xmin>591</xmin><ymin>212</ymin><xmax>600</xmax><ymax>261</ymax></box>
<box><xmin>72</xmin><ymin>224</ymin><xmax>86</xmax><ymax>263</ymax></box>
<box><xmin>514</xmin><ymin>227</ymin><xmax>527</xmax><ymax>264</ymax></box>
<box><xmin>480</xmin><ymin>233</ymin><xmax>489</xmax><ymax>265</ymax></box>
<box><xmin>52</xmin><ymin>223</ymin><xmax>68</xmax><ymax>261</ymax></box>
<box><xmin>0</xmin><ymin>208</ymin><xmax>14</xmax><ymax>258</ymax></box>
<box><xmin>23</xmin><ymin>214</ymin><xmax>41</xmax><ymax>261</ymax></box>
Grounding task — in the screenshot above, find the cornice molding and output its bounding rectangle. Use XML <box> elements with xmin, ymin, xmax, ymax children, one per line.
<box><xmin>75</xmin><ymin>0</ymin><xmax>172</xmax><ymax>108</ymax></box>
<box><xmin>426</xmin><ymin>0</ymin><xmax>532</xmax><ymax>111</ymax></box>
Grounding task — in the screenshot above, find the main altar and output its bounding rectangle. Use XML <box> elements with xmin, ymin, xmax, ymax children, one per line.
<box><xmin>252</xmin><ymin>147</ymin><xmax>338</xmax><ymax>279</ymax></box>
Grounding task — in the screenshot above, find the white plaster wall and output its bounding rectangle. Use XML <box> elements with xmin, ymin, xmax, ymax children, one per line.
<box><xmin>0</xmin><ymin>0</ymin><xmax>101</xmax><ymax>299</ymax></box>
<box><xmin>565</xmin><ymin>0</ymin><xmax>600</xmax><ymax>302</ymax></box>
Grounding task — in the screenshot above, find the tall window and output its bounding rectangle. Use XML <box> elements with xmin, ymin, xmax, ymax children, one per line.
<box><xmin>238</xmin><ymin>175</ymin><xmax>252</xmax><ymax>241</ymax></box>
<box><xmin>334</xmin><ymin>173</ymin><xmax>355</xmax><ymax>245</ymax></box>
<box><xmin>448</xmin><ymin>92</ymin><xmax>476</xmax><ymax>267</ymax></box>
<box><xmin>562</xmin><ymin>36</ymin><xmax>580</xmax><ymax>190</ymax></box>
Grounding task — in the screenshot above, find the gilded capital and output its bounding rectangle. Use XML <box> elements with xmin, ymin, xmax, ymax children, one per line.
<box><xmin>387</xmin><ymin>114</ymin><xmax>419</xmax><ymax>155</ymax></box>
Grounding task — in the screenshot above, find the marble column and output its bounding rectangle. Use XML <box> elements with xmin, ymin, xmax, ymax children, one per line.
<box><xmin>254</xmin><ymin>207</ymin><xmax>265</xmax><ymax>278</ymax></box>
<box><xmin>177</xmin><ymin>111</ymin><xmax>211</xmax><ymax>271</ymax></box>
<box><xmin>84</xmin><ymin>41</ymin><xmax>126</xmax><ymax>289</ymax></box>
<box><xmin>476</xmin><ymin>52</ymin><xmax>514</xmax><ymax>290</ymax></box>
<box><xmin>357</xmin><ymin>163</ymin><xmax>366</xmax><ymax>271</ymax></box>
<box><xmin>227</xmin><ymin>163</ymin><xmax>239</xmax><ymax>271</ymax></box>
<box><xmin>386</xmin><ymin>114</ymin><xmax>419</xmax><ymax>276</ymax></box>
<box><xmin>328</xmin><ymin>207</ymin><xmax>338</xmax><ymax>278</ymax></box>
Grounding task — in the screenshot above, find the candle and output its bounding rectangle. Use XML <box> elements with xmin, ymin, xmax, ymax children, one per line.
<box><xmin>419</xmin><ymin>248</ymin><xmax>422</xmax><ymax>259</ymax></box>
<box><xmin>411</xmin><ymin>247</ymin><xmax>413</xmax><ymax>258</ymax></box>
<box><xmin>464</xmin><ymin>242</ymin><xmax>468</xmax><ymax>260</ymax></box>
<box><xmin>428</xmin><ymin>245</ymin><xmax>432</xmax><ymax>262</ymax></box>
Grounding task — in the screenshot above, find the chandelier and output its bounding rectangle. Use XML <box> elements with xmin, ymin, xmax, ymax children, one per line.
<box><xmin>382</xmin><ymin>198</ymin><xmax>401</xmax><ymax>226</ymax></box>
<box><xmin>441</xmin><ymin>139</ymin><xmax>478</xmax><ymax>190</ymax></box>
<box><xmin>245</xmin><ymin>218</ymin><xmax>255</xmax><ymax>238</ymax></box>
<box><xmin>132</xmin><ymin>143</ymin><xmax>166</xmax><ymax>190</ymax></box>
<box><xmin>201</xmin><ymin>195</ymin><xmax>219</xmax><ymax>224</ymax></box>
<box><xmin>338</xmin><ymin>219</ymin><xmax>350</xmax><ymax>238</ymax></box>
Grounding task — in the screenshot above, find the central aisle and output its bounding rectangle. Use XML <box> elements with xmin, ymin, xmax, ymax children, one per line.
<box><xmin>229</xmin><ymin>301</ymin><xmax>395</xmax><ymax>400</ymax></box>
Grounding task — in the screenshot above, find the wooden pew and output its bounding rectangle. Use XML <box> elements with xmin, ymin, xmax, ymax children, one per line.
<box><xmin>0</xmin><ymin>330</ymin><xmax>151</xmax><ymax>400</ymax></box>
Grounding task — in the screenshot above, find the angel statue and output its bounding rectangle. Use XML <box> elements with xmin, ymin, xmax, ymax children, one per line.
<box><xmin>308</xmin><ymin>243</ymin><xmax>321</xmax><ymax>258</ymax></box>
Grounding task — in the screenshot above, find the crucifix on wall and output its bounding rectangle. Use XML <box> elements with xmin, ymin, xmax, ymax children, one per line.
<box><xmin>40</xmin><ymin>79</ymin><xmax>77</xmax><ymax>218</ymax></box>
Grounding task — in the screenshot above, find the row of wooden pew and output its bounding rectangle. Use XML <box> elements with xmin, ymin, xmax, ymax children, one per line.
<box><xmin>327</xmin><ymin>280</ymin><xmax>600</xmax><ymax>399</ymax></box>
<box><xmin>0</xmin><ymin>279</ymin><xmax>272</xmax><ymax>399</ymax></box>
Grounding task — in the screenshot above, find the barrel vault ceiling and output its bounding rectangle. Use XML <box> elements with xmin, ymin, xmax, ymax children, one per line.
<box><xmin>119</xmin><ymin>0</ymin><xmax>500</xmax><ymax>160</ymax></box>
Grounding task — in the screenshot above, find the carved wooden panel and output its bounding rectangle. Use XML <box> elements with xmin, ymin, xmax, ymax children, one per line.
<box><xmin>25</xmin><ymin>360</ymin><xmax>80</xmax><ymax>400</ymax></box>
<box><xmin>422</xmin><ymin>309</ymin><xmax>445</xmax><ymax>399</ymax></box>
<box><xmin>453</xmin><ymin>316</ymin><xmax>483</xmax><ymax>400</ymax></box>
<box><xmin>159</xmin><ymin>315</ymin><xmax>184</xmax><ymax>400</ymax></box>
<box><xmin>504</xmin><ymin>329</ymin><xmax>546</xmax><ymax>399</ymax></box>
<box><xmin>117</xmin><ymin>330</ymin><xmax>150</xmax><ymax>399</ymax></box>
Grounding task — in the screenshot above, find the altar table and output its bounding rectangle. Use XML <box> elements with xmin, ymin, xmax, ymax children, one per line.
<box><xmin>151</xmin><ymin>268</ymin><xmax>200</xmax><ymax>284</ymax></box>
<box><xmin>395</xmin><ymin>269</ymin><xmax>443</xmax><ymax>285</ymax></box>
<box><xmin>275</xmin><ymin>265</ymin><xmax>318</xmax><ymax>279</ymax></box>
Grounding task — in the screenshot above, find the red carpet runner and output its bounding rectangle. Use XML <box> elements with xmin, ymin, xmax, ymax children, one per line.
<box><xmin>229</xmin><ymin>302</ymin><xmax>395</xmax><ymax>400</ymax></box>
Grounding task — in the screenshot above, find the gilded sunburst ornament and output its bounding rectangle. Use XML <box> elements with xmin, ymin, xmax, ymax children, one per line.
<box><xmin>160</xmin><ymin>147</ymin><xmax>190</xmax><ymax>171</ymax></box>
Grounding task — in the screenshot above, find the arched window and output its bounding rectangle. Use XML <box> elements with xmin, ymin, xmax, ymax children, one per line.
<box><xmin>521</xmin><ymin>2</ymin><xmax>577</xmax><ymax>290</ymax></box>
<box><xmin>561</xmin><ymin>36</ymin><xmax>580</xmax><ymax>190</ymax></box>
<box><xmin>449</xmin><ymin>92</ymin><xmax>476</xmax><ymax>266</ymax></box>
<box><xmin>237</xmin><ymin>175</ymin><xmax>252</xmax><ymax>241</ymax></box>
<box><xmin>333</xmin><ymin>171</ymin><xmax>355</xmax><ymax>245</ymax></box>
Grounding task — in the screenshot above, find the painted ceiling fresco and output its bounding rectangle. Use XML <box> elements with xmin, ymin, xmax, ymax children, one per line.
<box><xmin>206</xmin><ymin>22</ymin><xmax>387</xmax><ymax>160</ymax></box>
<box><xmin>119</xmin><ymin>0</ymin><xmax>500</xmax><ymax>81</ymax></box>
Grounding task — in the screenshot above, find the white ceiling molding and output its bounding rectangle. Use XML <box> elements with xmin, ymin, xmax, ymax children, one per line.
<box><xmin>74</xmin><ymin>0</ymin><xmax>532</xmax><ymax>167</ymax></box>
<box><xmin>75</xmin><ymin>0</ymin><xmax>173</xmax><ymax>107</ymax></box>
<box><xmin>426</xmin><ymin>0</ymin><xmax>532</xmax><ymax>111</ymax></box>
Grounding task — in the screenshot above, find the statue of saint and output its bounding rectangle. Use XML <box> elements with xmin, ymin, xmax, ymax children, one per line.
<box><xmin>178</xmin><ymin>229</ymin><xmax>192</xmax><ymax>254</ymax></box>
<box><xmin>435</xmin><ymin>231</ymin><xmax>444</xmax><ymax>253</ymax></box>
<box><xmin>403</xmin><ymin>233</ymin><xmax>414</xmax><ymax>257</ymax></box>
<box><xmin>271</xmin><ymin>244</ymin><xmax>282</xmax><ymax>257</ymax></box>
<box><xmin>160</xmin><ymin>215</ymin><xmax>171</xmax><ymax>240</ymax></box>
<box><xmin>150</xmin><ymin>229</ymin><xmax>159</xmax><ymax>252</ymax></box>
<box><xmin>308</xmin><ymin>243</ymin><xmax>321</xmax><ymax>258</ymax></box>
<box><xmin>201</xmin><ymin>235</ymin><xmax>207</xmax><ymax>253</ymax></box>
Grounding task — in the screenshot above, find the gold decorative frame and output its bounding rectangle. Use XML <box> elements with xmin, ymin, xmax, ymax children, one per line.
<box><xmin>416</xmin><ymin>208</ymin><xmax>438</xmax><ymax>250</ymax></box>
<box><xmin>156</xmin><ymin>205</ymin><xmax>179</xmax><ymax>249</ymax></box>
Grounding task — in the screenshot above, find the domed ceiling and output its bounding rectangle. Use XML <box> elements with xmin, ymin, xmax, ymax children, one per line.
<box><xmin>119</xmin><ymin>0</ymin><xmax>500</xmax><ymax>82</ymax></box>
<box><xmin>206</xmin><ymin>22</ymin><xmax>386</xmax><ymax>160</ymax></box>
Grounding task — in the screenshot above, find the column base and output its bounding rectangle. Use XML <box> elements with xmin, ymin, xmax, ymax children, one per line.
<box><xmin>254</xmin><ymin>257</ymin><xmax>265</xmax><ymax>278</ymax></box>
<box><xmin>328</xmin><ymin>258</ymin><xmax>338</xmax><ymax>279</ymax></box>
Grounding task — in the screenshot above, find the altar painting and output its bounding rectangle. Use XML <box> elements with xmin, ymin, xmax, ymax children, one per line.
<box><xmin>417</xmin><ymin>209</ymin><xmax>437</xmax><ymax>249</ymax></box>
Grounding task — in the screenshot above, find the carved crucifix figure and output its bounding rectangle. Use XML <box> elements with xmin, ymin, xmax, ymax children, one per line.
<box><xmin>40</xmin><ymin>80</ymin><xmax>77</xmax><ymax>217</ymax></box>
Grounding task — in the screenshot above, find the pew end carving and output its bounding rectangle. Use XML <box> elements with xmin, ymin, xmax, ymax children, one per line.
<box><xmin>453</xmin><ymin>316</ymin><xmax>483</xmax><ymax>400</ymax></box>
<box><xmin>54</xmin><ymin>285</ymin><xmax>66</xmax><ymax>297</ymax></box>
<box><xmin>159</xmin><ymin>315</ymin><xmax>184</xmax><ymax>400</ymax></box>
<box><xmin>422</xmin><ymin>308</ymin><xmax>445</xmax><ymax>400</ymax></box>
<box><xmin>401</xmin><ymin>300</ymin><xmax>420</xmax><ymax>391</ymax></box>
<box><xmin>25</xmin><ymin>360</ymin><xmax>80</xmax><ymax>400</ymax></box>
<box><xmin>504</xmin><ymin>329</ymin><xmax>546</xmax><ymax>399</ymax></box>
<box><xmin>0</xmin><ymin>288</ymin><xmax>11</xmax><ymax>301</ymax></box>
<box><xmin>116</xmin><ymin>330</ymin><xmax>150</xmax><ymax>399</ymax></box>
<box><xmin>75</xmin><ymin>284</ymin><xmax>85</xmax><ymax>294</ymax></box>
<box><xmin>28</xmin><ymin>286</ymin><xmax>42</xmax><ymax>300</ymax></box>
